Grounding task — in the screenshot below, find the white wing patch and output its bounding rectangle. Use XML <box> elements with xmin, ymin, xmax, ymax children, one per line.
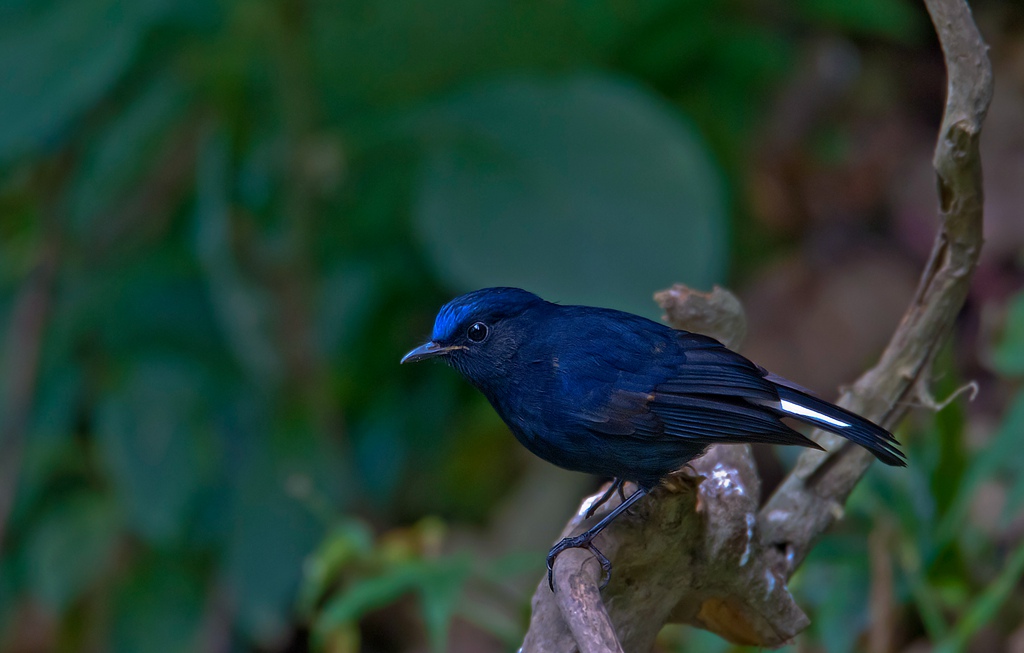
<box><xmin>778</xmin><ymin>399</ymin><xmax>850</xmax><ymax>428</ymax></box>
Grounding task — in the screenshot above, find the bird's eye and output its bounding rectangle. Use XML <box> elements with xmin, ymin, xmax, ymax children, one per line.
<box><xmin>467</xmin><ymin>322</ymin><xmax>488</xmax><ymax>342</ymax></box>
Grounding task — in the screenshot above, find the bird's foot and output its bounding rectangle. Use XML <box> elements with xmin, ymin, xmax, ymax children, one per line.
<box><xmin>546</xmin><ymin>534</ymin><xmax>612</xmax><ymax>591</ymax></box>
<box><xmin>584</xmin><ymin>479</ymin><xmax>625</xmax><ymax>519</ymax></box>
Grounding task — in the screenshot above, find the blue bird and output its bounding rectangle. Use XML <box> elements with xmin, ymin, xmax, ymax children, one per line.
<box><xmin>402</xmin><ymin>288</ymin><xmax>905</xmax><ymax>590</ymax></box>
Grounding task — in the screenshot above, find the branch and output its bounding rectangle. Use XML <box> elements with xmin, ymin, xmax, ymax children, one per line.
<box><xmin>655</xmin><ymin>285</ymin><xmax>747</xmax><ymax>349</ymax></box>
<box><xmin>757</xmin><ymin>0</ymin><xmax>992</xmax><ymax>575</ymax></box>
<box><xmin>521</xmin><ymin>0</ymin><xmax>991</xmax><ymax>649</ymax></box>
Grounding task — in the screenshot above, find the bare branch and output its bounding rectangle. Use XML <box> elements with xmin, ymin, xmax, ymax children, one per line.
<box><xmin>757</xmin><ymin>0</ymin><xmax>991</xmax><ymax>576</ymax></box>
<box><xmin>521</xmin><ymin>0</ymin><xmax>991</xmax><ymax>649</ymax></box>
<box><xmin>656</xmin><ymin>284</ymin><xmax>747</xmax><ymax>349</ymax></box>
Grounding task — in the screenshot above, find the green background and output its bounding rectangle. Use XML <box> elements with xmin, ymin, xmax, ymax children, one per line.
<box><xmin>1</xmin><ymin>0</ymin><xmax>1023</xmax><ymax>651</ymax></box>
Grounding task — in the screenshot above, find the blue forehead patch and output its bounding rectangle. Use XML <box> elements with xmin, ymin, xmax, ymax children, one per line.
<box><xmin>432</xmin><ymin>300</ymin><xmax>475</xmax><ymax>342</ymax></box>
<box><xmin>431</xmin><ymin>287</ymin><xmax>543</xmax><ymax>342</ymax></box>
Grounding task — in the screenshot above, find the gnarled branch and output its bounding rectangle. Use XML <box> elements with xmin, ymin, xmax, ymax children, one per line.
<box><xmin>521</xmin><ymin>0</ymin><xmax>991</xmax><ymax>649</ymax></box>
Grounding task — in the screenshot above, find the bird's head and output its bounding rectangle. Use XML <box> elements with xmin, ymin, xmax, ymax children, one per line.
<box><xmin>401</xmin><ymin>287</ymin><xmax>544</xmax><ymax>384</ymax></box>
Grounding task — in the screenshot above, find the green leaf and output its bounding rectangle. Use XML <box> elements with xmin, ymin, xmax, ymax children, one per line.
<box><xmin>223</xmin><ymin>421</ymin><xmax>328</xmax><ymax>645</ymax></box>
<box><xmin>416</xmin><ymin>556</ymin><xmax>471</xmax><ymax>653</ymax></box>
<box><xmin>352</xmin><ymin>409</ymin><xmax>409</xmax><ymax>508</ymax></box>
<box><xmin>227</xmin><ymin>487</ymin><xmax>324</xmax><ymax>644</ymax></box>
<box><xmin>797</xmin><ymin>535</ymin><xmax>873</xmax><ymax>653</ymax></box>
<box><xmin>311</xmin><ymin>0</ymin><xmax>585</xmax><ymax>112</ymax></box>
<box><xmin>1004</xmin><ymin>473</ymin><xmax>1024</xmax><ymax>521</ymax></box>
<box><xmin>78</xmin><ymin>258</ymin><xmax>227</xmax><ymax>363</ymax></box>
<box><xmin>24</xmin><ymin>491</ymin><xmax>120</xmax><ymax>613</ymax></box>
<box><xmin>0</xmin><ymin>0</ymin><xmax>147</xmax><ymax>163</ymax></box>
<box><xmin>795</xmin><ymin>0</ymin><xmax>925</xmax><ymax>43</ymax></box>
<box><xmin>10</xmin><ymin>365</ymin><xmax>85</xmax><ymax>533</ymax></box>
<box><xmin>413</xmin><ymin>73</ymin><xmax>728</xmax><ymax>318</ymax></box>
<box><xmin>937</xmin><ymin>390</ymin><xmax>1024</xmax><ymax>545</ymax></box>
<box><xmin>899</xmin><ymin>535</ymin><xmax>950</xmax><ymax>640</ymax></box>
<box><xmin>29</xmin><ymin>362</ymin><xmax>83</xmax><ymax>444</ymax></box>
<box><xmin>95</xmin><ymin>359</ymin><xmax>209</xmax><ymax>544</ymax></box>
<box><xmin>314</xmin><ymin>563</ymin><xmax>422</xmax><ymax>641</ymax></box>
<box><xmin>968</xmin><ymin>390</ymin><xmax>1024</xmax><ymax>494</ymax></box>
<box><xmin>313</xmin><ymin>558</ymin><xmax>470</xmax><ymax>653</ymax></box>
<box><xmin>193</xmin><ymin>133</ymin><xmax>282</xmax><ymax>386</ymax></box>
<box><xmin>928</xmin><ymin>349</ymin><xmax>969</xmax><ymax>518</ymax></box>
<box><xmin>935</xmin><ymin>537</ymin><xmax>1024</xmax><ymax>653</ymax></box>
<box><xmin>999</xmin><ymin>389</ymin><xmax>1024</xmax><ymax>519</ymax></box>
<box><xmin>110</xmin><ymin>555</ymin><xmax>205</xmax><ymax>653</ymax></box>
<box><xmin>65</xmin><ymin>74</ymin><xmax>188</xmax><ymax>234</ymax></box>
<box><xmin>990</xmin><ymin>291</ymin><xmax>1024</xmax><ymax>376</ymax></box>
<box><xmin>0</xmin><ymin>554</ymin><xmax>16</xmax><ymax>636</ymax></box>
<box><xmin>316</xmin><ymin>264</ymin><xmax>381</xmax><ymax>361</ymax></box>
<box><xmin>298</xmin><ymin>520</ymin><xmax>375</xmax><ymax>615</ymax></box>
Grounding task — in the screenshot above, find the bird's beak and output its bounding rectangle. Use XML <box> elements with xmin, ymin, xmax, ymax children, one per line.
<box><xmin>401</xmin><ymin>341</ymin><xmax>459</xmax><ymax>364</ymax></box>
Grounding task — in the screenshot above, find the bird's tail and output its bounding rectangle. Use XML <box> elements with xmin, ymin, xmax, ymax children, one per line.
<box><xmin>760</xmin><ymin>376</ymin><xmax>906</xmax><ymax>467</ymax></box>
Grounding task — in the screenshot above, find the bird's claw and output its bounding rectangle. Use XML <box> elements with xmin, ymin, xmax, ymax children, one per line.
<box><xmin>546</xmin><ymin>534</ymin><xmax>613</xmax><ymax>591</ymax></box>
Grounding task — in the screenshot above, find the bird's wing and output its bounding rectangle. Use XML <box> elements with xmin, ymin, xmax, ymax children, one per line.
<box><xmin>560</xmin><ymin>328</ymin><xmax>819</xmax><ymax>448</ymax></box>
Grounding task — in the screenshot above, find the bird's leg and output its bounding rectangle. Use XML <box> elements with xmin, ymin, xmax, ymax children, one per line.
<box><xmin>584</xmin><ymin>478</ymin><xmax>624</xmax><ymax>519</ymax></box>
<box><xmin>547</xmin><ymin>486</ymin><xmax>648</xmax><ymax>591</ymax></box>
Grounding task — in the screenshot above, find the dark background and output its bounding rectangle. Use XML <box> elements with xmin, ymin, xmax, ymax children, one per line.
<box><xmin>1</xmin><ymin>0</ymin><xmax>1023</xmax><ymax>651</ymax></box>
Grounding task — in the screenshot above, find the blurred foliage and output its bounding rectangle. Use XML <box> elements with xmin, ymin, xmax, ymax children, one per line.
<box><xmin>0</xmin><ymin>0</ymin><xmax>1020</xmax><ymax>651</ymax></box>
<box><xmin>299</xmin><ymin>517</ymin><xmax>534</xmax><ymax>652</ymax></box>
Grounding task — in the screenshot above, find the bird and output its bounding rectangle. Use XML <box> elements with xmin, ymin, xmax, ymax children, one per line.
<box><xmin>401</xmin><ymin>287</ymin><xmax>905</xmax><ymax>590</ymax></box>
